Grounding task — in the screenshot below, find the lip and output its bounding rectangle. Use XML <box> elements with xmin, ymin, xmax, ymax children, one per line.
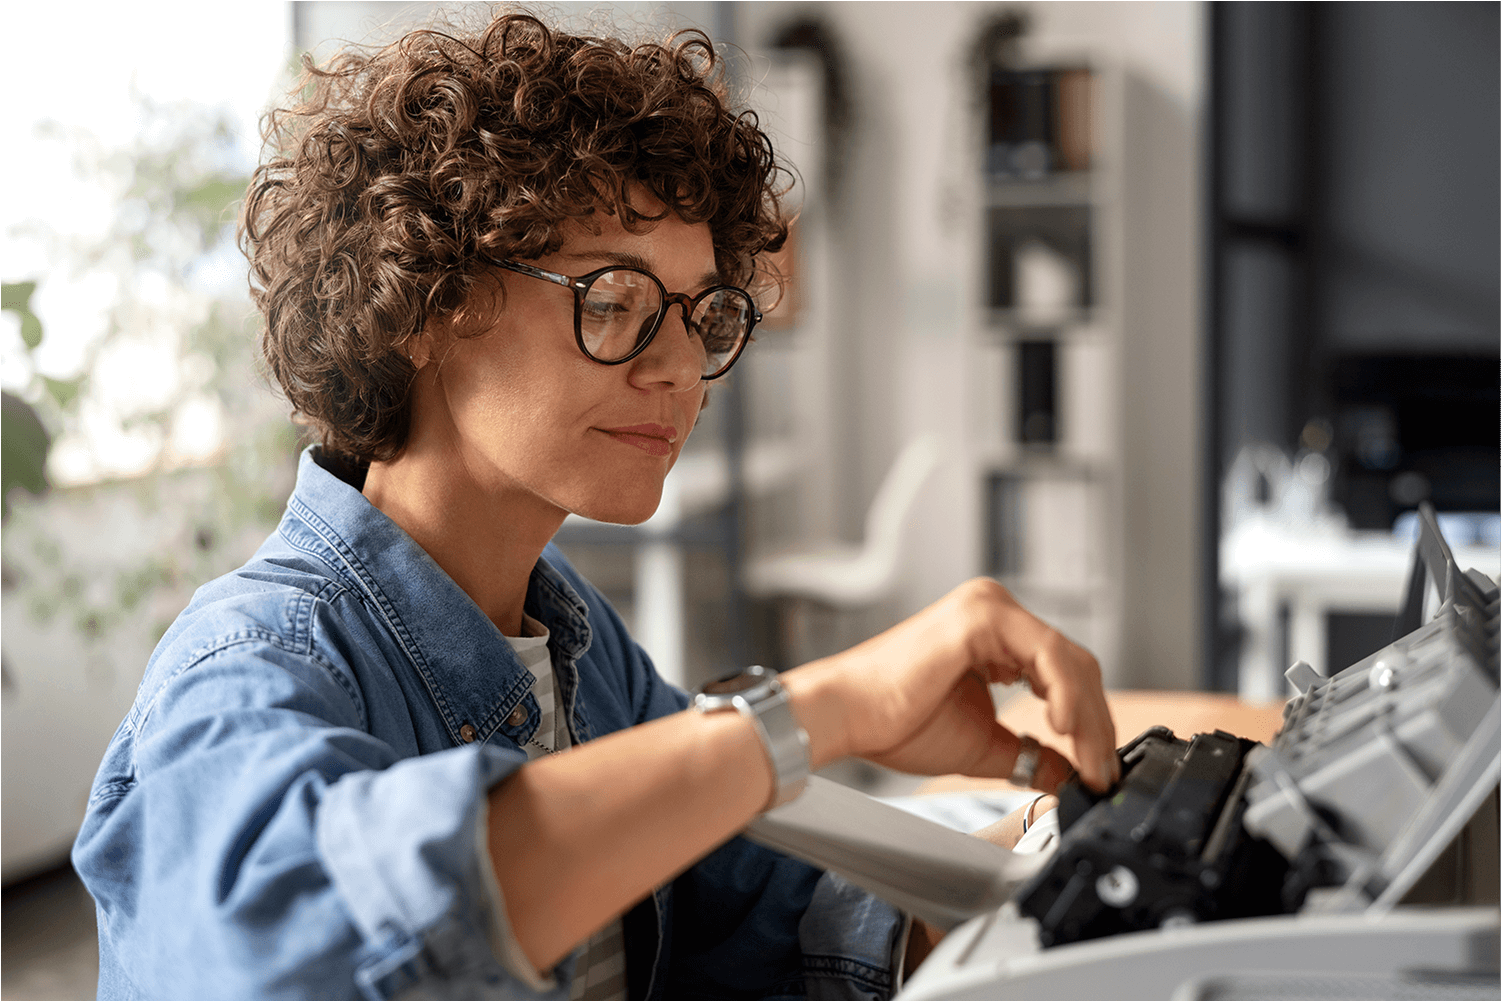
<box><xmin>599</xmin><ymin>423</ymin><xmax>677</xmax><ymax>457</ymax></box>
<box><xmin>604</xmin><ymin>423</ymin><xmax>678</xmax><ymax>441</ymax></box>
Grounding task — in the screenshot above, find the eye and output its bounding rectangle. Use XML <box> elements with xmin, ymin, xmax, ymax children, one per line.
<box><xmin>581</xmin><ymin>297</ymin><xmax>633</xmax><ymax>322</ymax></box>
<box><xmin>582</xmin><ymin>270</ymin><xmax>658</xmax><ymax>324</ymax></box>
<box><xmin>697</xmin><ymin>315</ymin><xmax>739</xmax><ymax>351</ymax></box>
<box><xmin>692</xmin><ymin>291</ymin><xmax>752</xmax><ymax>352</ymax></box>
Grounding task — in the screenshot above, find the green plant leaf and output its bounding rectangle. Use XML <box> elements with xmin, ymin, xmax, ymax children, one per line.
<box><xmin>42</xmin><ymin>376</ymin><xmax>84</xmax><ymax>409</ymax></box>
<box><xmin>1</xmin><ymin>282</ymin><xmax>36</xmax><ymax>312</ymax></box>
<box><xmin>181</xmin><ymin>177</ymin><xmax>246</xmax><ymax>214</ymax></box>
<box><xmin>2</xmin><ymin>391</ymin><xmax>51</xmax><ymax>519</ymax></box>
<box><xmin>2</xmin><ymin>282</ymin><xmax>43</xmax><ymax>349</ymax></box>
<box><xmin>19</xmin><ymin>313</ymin><xmax>42</xmax><ymax>349</ymax></box>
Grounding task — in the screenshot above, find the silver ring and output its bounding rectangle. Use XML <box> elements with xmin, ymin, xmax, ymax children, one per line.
<box><xmin>1010</xmin><ymin>734</ymin><xmax>1041</xmax><ymax>788</ymax></box>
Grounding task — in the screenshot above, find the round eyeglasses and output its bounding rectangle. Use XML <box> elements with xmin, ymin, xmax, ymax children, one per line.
<box><xmin>488</xmin><ymin>259</ymin><xmax>760</xmax><ymax>380</ymax></box>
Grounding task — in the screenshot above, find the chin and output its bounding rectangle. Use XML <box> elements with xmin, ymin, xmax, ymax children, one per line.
<box><xmin>570</xmin><ymin>488</ymin><xmax>663</xmax><ymax>527</ymax></box>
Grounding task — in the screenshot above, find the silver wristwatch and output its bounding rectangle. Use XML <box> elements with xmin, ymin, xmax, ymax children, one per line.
<box><xmin>692</xmin><ymin>665</ymin><xmax>810</xmax><ymax>809</ymax></box>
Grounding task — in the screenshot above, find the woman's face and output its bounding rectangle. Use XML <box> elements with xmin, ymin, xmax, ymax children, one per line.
<box><xmin>410</xmin><ymin>201</ymin><xmax>716</xmax><ymax>526</ymax></box>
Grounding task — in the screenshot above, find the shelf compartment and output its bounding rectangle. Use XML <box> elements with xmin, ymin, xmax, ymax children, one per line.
<box><xmin>983</xmin><ymin>466</ymin><xmax>1108</xmax><ymax>585</ymax></box>
<box><xmin>985</xmin><ymin>172</ymin><xmax>1093</xmax><ymax>208</ymax></box>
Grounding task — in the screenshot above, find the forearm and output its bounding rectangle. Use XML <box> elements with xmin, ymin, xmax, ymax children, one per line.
<box><xmin>486</xmin><ymin>667</ymin><xmax>847</xmax><ymax>973</ymax></box>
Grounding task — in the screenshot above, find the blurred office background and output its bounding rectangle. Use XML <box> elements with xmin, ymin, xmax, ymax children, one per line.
<box><xmin>3</xmin><ymin>2</ymin><xmax>1496</xmax><ymax>994</ymax></box>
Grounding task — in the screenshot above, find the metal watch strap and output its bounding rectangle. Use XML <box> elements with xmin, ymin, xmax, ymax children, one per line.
<box><xmin>694</xmin><ymin>668</ymin><xmax>810</xmax><ymax>809</ymax></box>
<box><xmin>739</xmin><ymin>682</ymin><xmax>810</xmax><ymax>808</ymax></box>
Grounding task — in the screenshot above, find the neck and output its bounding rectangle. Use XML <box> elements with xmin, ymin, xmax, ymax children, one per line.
<box><xmin>362</xmin><ymin>441</ymin><xmax>566</xmax><ymax>638</ymax></box>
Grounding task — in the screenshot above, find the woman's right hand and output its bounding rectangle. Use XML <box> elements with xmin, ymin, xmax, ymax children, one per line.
<box><xmin>783</xmin><ymin>578</ymin><xmax>1119</xmax><ymax>792</ymax></box>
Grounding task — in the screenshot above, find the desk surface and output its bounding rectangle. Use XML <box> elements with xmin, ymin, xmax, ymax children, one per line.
<box><xmin>921</xmin><ymin>689</ymin><xmax>1287</xmax><ymax>794</ymax></box>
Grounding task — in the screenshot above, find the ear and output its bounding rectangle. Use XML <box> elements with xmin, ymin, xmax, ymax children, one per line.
<box><xmin>405</xmin><ymin>328</ymin><xmax>437</xmax><ymax>371</ymax></box>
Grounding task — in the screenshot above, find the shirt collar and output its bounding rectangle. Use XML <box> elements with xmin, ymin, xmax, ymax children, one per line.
<box><xmin>284</xmin><ymin>446</ymin><xmax>592</xmax><ymax>744</ymax></box>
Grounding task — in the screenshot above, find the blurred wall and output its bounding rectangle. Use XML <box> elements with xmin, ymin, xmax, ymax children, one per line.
<box><xmin>1214</xmin><ymin>2</ymin><xmax>1498</xmax><ymax>465</ymax></box>
<box><xmin>1317</xmin><ymin>4</ymin><xmax>1498</xmax><ymax>357</ymax></box>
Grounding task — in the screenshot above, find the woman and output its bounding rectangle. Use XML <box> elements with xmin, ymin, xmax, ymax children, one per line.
<box><xmin>73</xmin><ymin>11</ymin><xmax>1117</xmax><ymax>1000</ymax></box>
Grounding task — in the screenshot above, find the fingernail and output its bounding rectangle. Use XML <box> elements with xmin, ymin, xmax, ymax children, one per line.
<box><xmin>1098</xmin><ymin>754</ymin><xmax>1117</xmax><ymax>787</ymax></box>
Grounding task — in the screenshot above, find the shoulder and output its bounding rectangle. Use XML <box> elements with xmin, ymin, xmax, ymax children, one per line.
<box><xmin>77</xmin><ymin>526</ymin><xmax>394</xmax><ymax>813</ymax></box>
<box><xmin>133</xmin><ymin>532</ymin><xmax>375</xmax><ymax>738</ymax></box>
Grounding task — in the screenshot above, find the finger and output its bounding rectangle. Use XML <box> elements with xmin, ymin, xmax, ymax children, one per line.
<box><xmin>963</xmin><ymin>583</ymin><xmax>1117</xmax><ymax>788</ymax></box>
<box><xmin>1027</xmin><ymin>636</ymin><xmax>1116</xmax><ymax>791</ymax></box>
<box><xmin>974</xmin><ymin>592</ymin><xmax>1046</xmax><ymax>688</ymax></box>
<box><xmin>1072</xmin><ymin>671</ymin><xmax>1119</xmax><ymax>786</ymax></box>
<box><xmin>970</xmin><ymin>725</ymin><xmax>1074</xmax><ymax>794</ymax></box>
<box><xmin>1032</xmin><ymin>746</ymin><xmax>1075</xmax><ymax>794</ymax></box>
<box><xmin>1079</xmin><ymin>690</ymin><xmax>1121</xmax><ymax>786</ymax></box>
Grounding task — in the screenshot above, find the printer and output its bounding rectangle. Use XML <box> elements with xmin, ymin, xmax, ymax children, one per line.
<box><xmin>750</xmin><ymin>504</ymin><xmax>1499</xmax><ymax>998</ymax></box>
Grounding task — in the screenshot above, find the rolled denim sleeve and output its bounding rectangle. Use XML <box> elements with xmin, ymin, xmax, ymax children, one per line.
<box><xmin>73</xmin><ymin>629</ymin><xmax>562</xmax><ymax>1001</ymax></box>
<box><xmin>798</xmin><ymin>872</ymin><xmax>906</xmax><ymax>1001</ymax></box>
<box><xmin>473</xmin><ymin>803</ymin><xmax>576</xmax><ymax>995</ymax></box>
<box><xmin>314</xmin><ymin>741</ymin><xmax>570</xmax><ymax>1000</ymax></box>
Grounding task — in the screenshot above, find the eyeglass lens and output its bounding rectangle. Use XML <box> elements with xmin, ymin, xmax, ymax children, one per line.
<box><xmin>579</xmin><ymin>270</ymin><xmax>751</xmax><ymax>377</ymax></box>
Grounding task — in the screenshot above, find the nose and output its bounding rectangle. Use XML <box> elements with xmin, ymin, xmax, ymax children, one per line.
<box><xmin>628</xmin><ymin>296</ymin><xmax>705</xmax><ymax>392</ymax></box>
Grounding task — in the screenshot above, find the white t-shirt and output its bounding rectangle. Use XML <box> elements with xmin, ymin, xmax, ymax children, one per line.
<box><xmin>504</xmin><ymin>617</ymin><xmax>627</xmax><ymax>1001</ymax></box>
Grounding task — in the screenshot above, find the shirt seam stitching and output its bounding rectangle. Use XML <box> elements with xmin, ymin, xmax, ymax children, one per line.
<box><xmin>283</xmin><ymin>498</ymin><xmax>465</xmax><ymax>744</ymax></box>
<box><xmin>802</xmin><ymin>953</ymin><xmax>893</xmax><ymax>991</ymax></box>
<box><xmin>129</xmin><ymin>627</ymin><xmax>366</xmax><ymax>772</ymax></box>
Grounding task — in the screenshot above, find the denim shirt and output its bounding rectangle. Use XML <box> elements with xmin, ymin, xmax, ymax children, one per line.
<box><xmin>72</xmin><ymin>447</ymin><xmax>903</xmax><ymax>1001</ymax></box>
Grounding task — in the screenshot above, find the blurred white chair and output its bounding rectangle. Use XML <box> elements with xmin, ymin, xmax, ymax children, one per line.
<box><xmin>744</xmin><ymin>435</ymin><xmax>942</xmax><ymax>664</ymax></box>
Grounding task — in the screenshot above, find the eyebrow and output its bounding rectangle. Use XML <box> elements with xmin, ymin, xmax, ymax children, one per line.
<box><xmin>557</xmin><ymin>251</ymin><xmax>726</xmax><ymax>291</ymax></box>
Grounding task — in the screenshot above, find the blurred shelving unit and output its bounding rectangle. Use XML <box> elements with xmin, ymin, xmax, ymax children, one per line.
<box><xmin>969</xmin><ymin>59</ymin><xmax>1122</xmax><ymax>674</ymax></box>
<box><xmin>964</xmin><ymin>37</ymin><xmax>1206</xmax><ymax>691</ymax></box>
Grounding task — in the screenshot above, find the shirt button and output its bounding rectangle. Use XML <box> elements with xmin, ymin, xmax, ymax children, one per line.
<box><xmin>459</xmin><ymin>723</ymin><xmax>477</xmax><ymax>743</ymax></box>
<box><xmin>505</xmin><ymin>706</ymin><xmax>526</xmax><ymax>727</ymax></box>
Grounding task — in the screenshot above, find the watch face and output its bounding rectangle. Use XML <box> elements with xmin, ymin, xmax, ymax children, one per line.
<box><xmin>700</xmin><ymin>665</ymin><xmax>773</xmax><ymax>697</ymax></box>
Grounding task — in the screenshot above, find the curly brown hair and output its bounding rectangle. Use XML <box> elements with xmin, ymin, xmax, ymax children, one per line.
<box><xmin>240</xmin><ymin>10</ymin><xmax>789</xmax><ymax>463</ymax></box>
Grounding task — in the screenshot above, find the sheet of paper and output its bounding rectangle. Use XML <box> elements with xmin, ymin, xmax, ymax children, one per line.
<box><xmin>746</xmin><ymin>775</ymin><xmax>1054</xmax><ymax>929</ymax></box>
